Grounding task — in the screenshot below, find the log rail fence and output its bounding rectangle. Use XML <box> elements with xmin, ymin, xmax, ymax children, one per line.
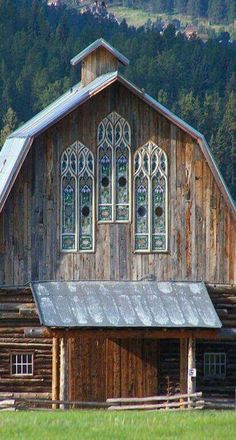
<box><xmin>0</xmin><ymin>392</ymin><xmax>204</xmax><ymax>411</ymax></box>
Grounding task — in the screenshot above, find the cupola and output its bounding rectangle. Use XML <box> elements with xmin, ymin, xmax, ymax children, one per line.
<box><xmin>70</xmin><ymin>38</ymin><xmax>129</xmax><ymax>86</ymax></box>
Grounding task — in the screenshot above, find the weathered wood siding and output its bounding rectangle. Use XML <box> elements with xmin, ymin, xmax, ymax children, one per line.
<box><xmin>0</xmin><ymin>289</ymin><xmax>52</xmax><ymax>397</ymax></box>
<box><xmin>0</xmin><ymin>82</ymin><xmax>235</xmax><ymax>284</ymax></box>
<box><xmin>69</xmin><ymin>336</ymin><xmax>159</xmax><ymax>402</ymax></box>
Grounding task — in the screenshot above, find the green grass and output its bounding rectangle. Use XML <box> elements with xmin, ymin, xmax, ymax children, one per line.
<box><xmin>109</xmin><ymin>6</ymin><xmax>232</xmax><ymax>34</ymax></box>
<box><xmin>0</xmin><ymin>410</ymin><xmax>236</xmax><ymax>439</ymax></box>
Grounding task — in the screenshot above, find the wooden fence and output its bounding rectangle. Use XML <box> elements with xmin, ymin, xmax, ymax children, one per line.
<box><xmin>0</xmin><ymin>392</ymin><xmax>204</xmax><ymax>411</ymax></box>
<box><xmin>106</xmin><ymin>392</ymin><xmax>204</xmax><ymax>411</ymax></box>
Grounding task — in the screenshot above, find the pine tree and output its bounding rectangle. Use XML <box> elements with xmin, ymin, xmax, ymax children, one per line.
<box><xmin>0</xmin><ymin>108</ymin><xmax>18</xmax><ymax>148</ymax></box>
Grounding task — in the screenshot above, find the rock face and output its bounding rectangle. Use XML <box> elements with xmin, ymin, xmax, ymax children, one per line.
<box><xmin>82</xmin><ymin>1</ymin><xmax>119</xmax><ymax>23</ymax></box>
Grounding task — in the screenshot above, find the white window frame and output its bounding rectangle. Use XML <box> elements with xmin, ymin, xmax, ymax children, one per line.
<box><xmin>97</xmin><ymin>111</ymin><xmax>131</xmax><ymax>223</ymax></box>
<box><xmin>60</xmin><ymin>141</ymin><xmax>95</xmax><ymax>253</ymax></box>
<box><xmin>11</xmin><ymin>353</ymin><xmax>34</xmax><ymax>376</ymax></box>
<box><xmin>204</xmin><ymin>352</ymin><xmax>226</xmax><ymax>378</ymax></box>
<box><xmin>133</xmin><ymin>140</ymin><xmax>168</xmax><ymax>253</ymax></box>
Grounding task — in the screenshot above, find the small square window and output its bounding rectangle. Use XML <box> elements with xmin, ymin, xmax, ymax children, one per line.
<box><xmin>11</xmin><ymin>353</ymin><xmax>33</xmax><ymax>376</ymax></box>
<box><xmin>204</xmin><ymin>352</ymin><xmax>226</xmax><ymax>378</ymax></box>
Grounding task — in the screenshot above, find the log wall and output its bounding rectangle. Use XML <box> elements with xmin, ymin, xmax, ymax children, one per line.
<box><xmin>196</xmin><ymin>341</ymin><xmax>236</xmax><ymax>398</ymax></box>
<box><xmin>0</xmin><ymin>289</ymin><xmax>52</xmax><ymax>398</ymax></box>
<box><xmin>0</xmin><ymin>82</ymin><xmax>235</xmax><ymax>285</ymax></box>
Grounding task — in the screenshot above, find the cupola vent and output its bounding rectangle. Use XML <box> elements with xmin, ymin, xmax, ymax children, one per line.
<box><xmin>70</xmin><ymin>38</ymin><xmax>129</xmax><ymax>86</ymax></box>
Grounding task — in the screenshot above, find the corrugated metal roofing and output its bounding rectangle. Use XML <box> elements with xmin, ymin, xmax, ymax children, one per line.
<box><xmin>0</xmin><ymin>44</ymin><xmax>235</xmax><ymax>217</ymax></box>
<box><xmin>31</xmin><ymin>281</ymin><xmax>222</xmax><ymax>329</ymax></box>
<box><xmin>70</xmin><ymin>38</ymin><xmax>129</xmax><ymax>67</ymax></box>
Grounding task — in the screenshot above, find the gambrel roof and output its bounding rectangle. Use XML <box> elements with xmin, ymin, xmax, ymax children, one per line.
<box><xmin>0</xmin><ymin>65</ymin><xmax>235</xmax><ymax>219</ymax></box>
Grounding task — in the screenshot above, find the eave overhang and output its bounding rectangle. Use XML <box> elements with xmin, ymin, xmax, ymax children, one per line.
<box><xmin>31</xmin><ymin>281</ymin><xmax>222</xmax><ymax>329</ymax></box>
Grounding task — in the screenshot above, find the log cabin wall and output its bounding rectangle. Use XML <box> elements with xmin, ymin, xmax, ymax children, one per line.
<box><xmin>159</xmin><ymin>339</ymin><xmax>180</xmax><ymax>395</ymax></box>
<box><xmin>0</xmin><ymin>288</ymin><xmax>52</xmax><ymax>398</ymax></box>
<box><xmin>196</xmin><ymin>341</ymin><xmax>236</xmax><ymax>398</ymax></box>
<box><xmin>0</xmin><ymin>82</ymin><xmax>235</xmax><ymax>285</ymax></box>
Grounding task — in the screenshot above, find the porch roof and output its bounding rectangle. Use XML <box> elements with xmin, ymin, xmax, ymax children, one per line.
<box><xmin>31</xmin><ymin>281</ymin><xmax>222</xmax><ymax>329</ymax></box>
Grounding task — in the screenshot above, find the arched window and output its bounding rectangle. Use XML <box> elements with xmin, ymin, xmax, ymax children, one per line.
<box><xmin>78</xmin><ymin>144</ymin><xmax>95</xmax><ymax>252</ymax></box>
<box><xmin>97</xmin><ymin>112</ymin><xmax>131</xmax><ymax>222</ymax></box>
<box><xmin>60</xmin><ymin>142</ymin><xmax>94</xmax><ymax>252</ymax></box>
<box><xmin>61</xmin><ymin>143</ymin><xmax>77</xmax><ymax>252</ymax></box>
<box><xmin>134</xmin><ymin>141</ymin><xmax>168</xmax><ymax>252</ymax></box>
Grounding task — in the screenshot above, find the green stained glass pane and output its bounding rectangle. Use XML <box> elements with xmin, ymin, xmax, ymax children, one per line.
<box><xmin>152</xmin><ymin>235</ymin><xmax>166</xmax><ymax>251</ymax></box>
<box><xmin>70</xmin><ymin>152</ymin><xmax>77</xmax><ymax>173</ymax></box>
<box><xmin>78</xmin><ymin>148</ymin><xmax>94</xmax><ymax>251</ymax></box>
<box><xmin>123</xmin><ymin>122</ymin><xmax>131</xmax><ymax>144</ymax></box>
<box><xmin>62</xmin><ymin>174</ymin><xmax>76</xmax><ymax>236</ymax></box>
<box><xmin>106</xmin><ymin>121</ymin><xmax>113</xmax><ymax>144</ymax></box>
<box><xmin>62</xmin><ymin>235</ymin><xmax>75</xmax><ymax>250</ymax></box>
<box><xmin>152</xmin><ymin>175</ymin><xmax>166</xmax><ymax>235</ymax></box>
<box><xmin>116</xmin><ymin>206</ymin><xmax>129</xmax><ymax>221</ymax></box>
<box><xmin>98</xmin><ymin>141</ymin><xmax>112</xmax><ymax>221</ymax></box>
<box><xmin>98</xmin><ymin>122</ymin><xmax>104</xmax><ymax>143</ymax></box>
<box><xmin>135</xmin><ymin>235</ymin><xmax>149</xmax><ymax>250</ymax></box>
<box><xmin>135</xmin><ymin>174</ymin><xmax>148</xmax><ymax>234</ymax></box>
<box><xmin>80</xmin><ymin>235</ymin><xmax>92</xmax><ymax>251</ymax></box>
<box><xmin>98</xmin><ymin>206</ymin><xmax>112</xmax><ymax>221</ymax></box>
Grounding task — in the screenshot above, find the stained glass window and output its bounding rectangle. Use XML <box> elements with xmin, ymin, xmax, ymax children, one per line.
<box><xmin>78</xmin><ymin>144</ymin><xmax>95</xmax><ymax>252</ymax></box>
<box><xmin>134</xmin><ymin>141</ymin><xmax>168</xmax><ymax>252</ymax></box>
<box><xmin>61</xmin><ymin>143</ymin><xmax>77</xmax><ymax>251</ymax></box>
<box><xmin>60</xmin><ymin>142</ymin><xmax>94</xmax><ymax>252</ymax></box>
<box><xmin>97</xmin><ymin>112</ymin><xmax>131</xmax><ymax>222</ymax></box>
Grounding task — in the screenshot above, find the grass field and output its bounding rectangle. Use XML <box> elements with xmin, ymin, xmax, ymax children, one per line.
<box><xmin>109</xmin><ymin>6</ymin><xmax>232</xmax><ymax>34</ymax></box>
<box><xmin>0</xmin><ymin>410</ymin><xmax>236</xmax><ymax>439</ymax></box>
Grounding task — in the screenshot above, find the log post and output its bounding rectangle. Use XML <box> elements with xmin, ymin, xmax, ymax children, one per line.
<box><xmin>59</xmin><ymin>336</ymin><xmax>68</xmax><ymax>409</ymax></box>
<box><xmin>187</xmin><ymin>335</ymin><xmax>196</xmax><ymax>405</ymax></box>
<box><xmin>52</xmin><ymin>337</ymin><xmax>59</xmax><ymax>409</ymax></box>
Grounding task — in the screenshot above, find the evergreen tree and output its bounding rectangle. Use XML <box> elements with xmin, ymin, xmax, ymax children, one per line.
<box><xmin>0</xmin><ymin>108</ymin><xmax>18</xmax><ymax>148</ymax></box>
<box><xmin>208</xmin><ymin>0</ymin><xmax>226</xmax><ymax>23</ymax></box>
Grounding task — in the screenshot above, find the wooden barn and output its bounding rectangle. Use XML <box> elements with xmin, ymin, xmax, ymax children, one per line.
<box><xmin>0</xmin><ymin>39</ymin><xmax>235</xmax><ymax>404</ymax></box>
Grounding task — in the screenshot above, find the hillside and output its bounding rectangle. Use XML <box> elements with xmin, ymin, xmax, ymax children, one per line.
<box><xmin>0</xmin><ymin>0</ymin><xmax>235</xmax><ymax>198</ymax></box>
<box><xmin>108</xmin><ymin>1</ymin><xmax>236</xmax><ymax>25</ymax></box>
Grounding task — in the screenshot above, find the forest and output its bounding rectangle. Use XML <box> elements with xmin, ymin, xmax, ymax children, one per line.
<box><xmin>0</xmin><ymin>0</ymin><xmax>235</xmax><ymax>198</ymax></box>
<box><xmin>108</xmin><ymin>0</ymin><xmax>236</xmax><ymax>24</ymax></box>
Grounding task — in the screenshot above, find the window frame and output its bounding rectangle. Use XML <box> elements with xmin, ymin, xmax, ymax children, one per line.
<box><xmin>60</xmin><ymin>141</ymin><xmax>78</xmax><ymax>253</ymax></box>
<box><xmin>133</xmin><ymin>140</ymin><xmax>168</xmax><ymax>253</ymax></box>
<box><xmin>60</xmin><ymin>141</ymin><xmax>95</xmax><ymax>253</ymax></box>
<box><xmin>97</xmin><ymin>111</ymin><xmax>131</xmax><ymax>224</ymax></box>
<box><xmin>10</xmin><ymin>352</ymin><xmax>34</xmax><ymax>377</ymax></box>
<box><xmin>204</xmin><ymin>352</ymin><xmax>226</xmax><ymax>379</ymax></box>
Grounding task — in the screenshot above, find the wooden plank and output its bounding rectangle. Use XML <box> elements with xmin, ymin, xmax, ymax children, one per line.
<box><xmin>187</xmin><ymin>335</ymin><xmax>196</xmax><ymax>396</ymax></box>
<box><xmin>107</xmin><ymin>392</ymin><xmax>202</xmax><ymax>403</ymax></box>
<box><xmin>59</xmin><ymin>337</ymin><xmax>67</xmax><ymax>409</ymax></box>
<box><xmin>52</xmin><ymin>337</ymin><xmax>59</xmax><ymax>409</ymax></box>
<box><xmin>52</xmin><ymin>329</ymin><xmax>219</xmax><ymax>340</ymax></box>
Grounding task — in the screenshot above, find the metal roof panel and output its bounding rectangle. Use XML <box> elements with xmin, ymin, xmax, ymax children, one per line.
<box><xmin>31</xmin><ymin>281</ymin><xmax>222</xmax><ymax>329</ymax></box>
